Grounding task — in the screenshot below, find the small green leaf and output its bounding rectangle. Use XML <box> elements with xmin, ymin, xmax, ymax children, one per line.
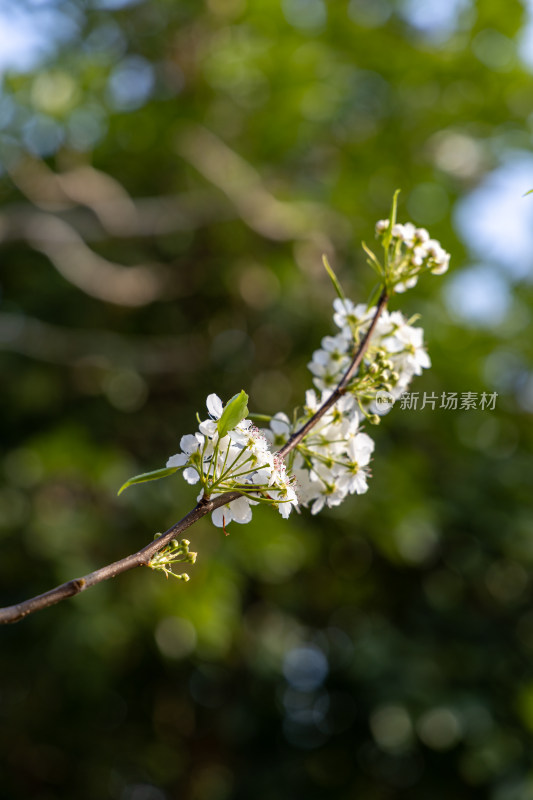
<box><xmin>361</xmin><ymin>241</ymin><xmax>383</xmax><ymax>275</ymax></box>
<box><xmin>366</xmin><ymin>283</ymin><xmax>383</xmax><ymax>310</ymax></box>
<box><xmin>382</xmin><ymin>190</ymin><xmax>401</xmax><ymax>275</ymax></box>
<box><xmin>217</xmin><ymin>390</ymin><xmax>249</xmax><ymax>438</ymax></box>
<box><xmin>118</xmin><ymin>467</ymin><xmax>178</xmax><ymax>495</ymax></box>
<box><xmin>390</xmin><ymin>188</ymin><xmax>401</xmax><ymax>226</ymax></box>
<box><xmin>321</xmin><ymin>254</ymin><xmax>346</xmax><ymax>301</ymax></box>
<box><xmin>524</xmin><ymin>189</ymin><xmax>533</xmax><ymax>196</ymax></box>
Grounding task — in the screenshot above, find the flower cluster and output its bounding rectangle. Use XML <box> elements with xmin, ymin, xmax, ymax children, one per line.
<box><xmin>308</xmin><ymin>299</ymin><xmax>430</xmax><ymax>412</ymax></box>
<box><xmin>282</xmin><ymin>392</ymin><xmax>375</xmax><ymax>515</ymax></box>
<box><xmin>119</xmin><ymin>201</ymin><xmax>449</xmax><ymax>554</ymax></box>
<box><xmin>265</xmin><ymin>294</ymin><xmax>431</xmax><ymax>515</ymax></box>
<box><xmin>375</xmin><ymin>219</ymin><xmax>450</xmax><ymax>292</ymax></box>
<box><xmin>166</xmin><ymin>393</ymin><xmax>298</xmax><ymax>528</ymax></box>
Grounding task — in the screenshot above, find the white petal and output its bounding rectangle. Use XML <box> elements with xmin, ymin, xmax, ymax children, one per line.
<box><xmin>353</xmin><ymin>473</ymin><xmax>369</xmax><ymax>494</ymax></box>
<box><xmin>271</xmin><ymin>413</ymin><xmax>291</xmax><ymax>436</ymax></box>
<box><xmin>212</xmin><ymin>506</ymin><xmax>231</xmax><ymax>528</ymax></box>
<box><xmin>206</xmin><ymin>393</ymin><xmax>223</xmax><ymax>419</ymax></box>
<box><xmin>278</xmin><ymin>500</ymin><xmax>292</xmax><ymax>519</ymax></box>
<box><xmin>311</xmin><ymin>496</ymin><xmax>325</xmax><ymax>515</ymax></box>
<box><xmin>333</xmin><ymin>297</ymin><xmax>353</xmax><ymax>314</ymax></box>
<box><xmin>305</xmin><ymin>389</ymin><xmax>319</xmax><ymax>409</ymax></box>
<box><xmin>180</xmin><ymin>433</ymin><xmax>200</xmax><ymax>453</ymax></box>
<box><xmin>407</xmin><ymin>327</ymin><xmax>424</xmax><ymax>347</ymax></box>
<box><xmin>228</xmin><ymin>429</ymin><xmax>248</xmax><ymax>446</ymax></box>
<box><xmin>381</xmin><ymin>335</ymin><xmax>404</xmax><ymax>354</ymax></box>
<box><xmin>199</xmin><ymin>419</ymin><xmax>218</xmax><ymax>437</ymax></box>
<box><xmin>183</xmin><ymin>467</ymin><xmax>200</xmax><ymax>484</ymax></box>
<box><xmin>229</xmin><ymin>497</ymin><xmax>253</xmax><ymax>524</ymax></box>
<box><xmin>166</xmin><ymin>453</ymin><xmax>188</xmax><ymax>468</ymax></box>
<box><xmin>418</xmin><ymin>351</ymin><xmax>431</xmax><ymax>369</ymax></box>
<box><xmin>353</xmin><ymin>432</ymin><xmax>375</xmax><ymax>457</ymax></box>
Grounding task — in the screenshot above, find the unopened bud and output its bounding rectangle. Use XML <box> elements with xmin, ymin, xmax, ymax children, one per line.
<box><xmin>368</xmin><ymin>414</ymin><xmax>381</xmax><ymax>425</ymax></box>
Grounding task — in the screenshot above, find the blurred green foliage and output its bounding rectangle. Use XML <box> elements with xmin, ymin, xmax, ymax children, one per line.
<box><xmin>1</xmin><ymin>0</ymin><xmax>533</xmax><ymax>798</ymax></box>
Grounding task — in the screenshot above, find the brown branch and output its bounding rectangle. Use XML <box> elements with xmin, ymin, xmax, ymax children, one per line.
<box><xmin>0</xmin><ymin>492</ymin><xmax>241</xmax><ymax>625</ymax></box>
<box><xmin>0</xmin><ymin>294</ymin><xmax>389</xmax><ymax>625</ymax></box>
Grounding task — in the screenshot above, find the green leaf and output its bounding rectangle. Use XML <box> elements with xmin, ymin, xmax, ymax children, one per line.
<box><xmin>366</xmin><ymin>283</ymin><xmax>383</xmax><ymax>310</ymax></box>
<box><xmin>321</xmin><ymin>254</ymin><xmax>345</xmax><ymax>301</ymax></box>
<box><xmin>217</xmin><ymin>390</ymin><xmax>249</xmax><ymax>438</ymax></box>
<box><xmin>382</xmin><ymin>189</ymin><xmax>401</xmax><ymax>274</ymax></box>
<box><xmin>523</xmin><ymin>189</ymin><xmax>533</xmax><ymax>196</ymax></box>
<box><xmin>361</xmin><ymin>241</ymin><xmax>383</xmax><ymax>275</ymax></box>
<box><xmin>117</xmin><ymin>467</ymin><xmax>178</xmax><ymax>495</ymax></box>
<box><xmin>390</xmin><ymin>188</ymin><xmax>401</xmax><ymax>226</ymax></box>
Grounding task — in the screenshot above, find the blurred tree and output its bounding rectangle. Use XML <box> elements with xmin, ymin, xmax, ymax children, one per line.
<box><xmin>1</xmin><ymin>0</ymin><xmax>533</xmax><ymax>798</ymax></box>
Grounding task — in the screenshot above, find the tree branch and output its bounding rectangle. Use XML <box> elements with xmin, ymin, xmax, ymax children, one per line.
<box><xmin>0</xmin><ymin>294</ymin><xmax>389</xmax><ymax>625</ymax></box>
<box><xmin>0</xmin><ymin>492</ymin><xmax>241</xmax><ymax>625</ymax></box>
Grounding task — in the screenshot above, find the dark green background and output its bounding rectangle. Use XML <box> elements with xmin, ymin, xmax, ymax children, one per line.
<box><xmin>1</xmin><ymin>1</ymin><xmax>533</xmax><ymax>798</ymax></box>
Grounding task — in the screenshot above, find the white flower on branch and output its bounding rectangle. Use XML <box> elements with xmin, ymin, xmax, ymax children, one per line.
<box><xmin>374</xmin><ymin>216</ymin><xmax>450</xmax><ymax>292</ymax></box>
<box><xmin>382</xmin><ymin>324</ymin><xmax>431</xmax><ymax>377</ymax></box>
<box><xmin>167</xmin><ymin>393</ymin><xmax>298</xmax><ymax>527</ymax></box>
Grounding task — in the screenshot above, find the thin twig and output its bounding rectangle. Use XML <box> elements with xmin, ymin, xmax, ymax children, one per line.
<box><xmin>278</xmin><ymin>290</ymin><xmax>388</xmax><ymax>458</ymax></box>
<box><xmin>0</xmin><ymin>293</ymin><xmax>389</xmax><ymax>625</ymax></box>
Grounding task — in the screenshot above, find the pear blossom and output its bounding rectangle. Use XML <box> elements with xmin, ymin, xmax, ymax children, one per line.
<box><xmin>269</xmin><ymin>413</ymin><xmax>292</xmax><ymax>448</ymax></box>
<box><xmin>375</xmin><ymin>218</ymin><xmax>451</xmax><ymax>289</ymax></box>
<box><xmin>166</xmin><ymin>393</ymin><xmax>299</xmax><ymax>527</ymax></box>
<box><xmin>167</xmin><ymin>433</ymin><xmax>206</xmax><ymax>484</ymax></box>
<box><xmin>335</xmin><ymin>433</ymin><xmax>375</xmax><ymax>495</ymax></box>
<box><xmin>382</xmin><ymin>324</ymin><xmax>431</xmax><ymax>376</ymax></box>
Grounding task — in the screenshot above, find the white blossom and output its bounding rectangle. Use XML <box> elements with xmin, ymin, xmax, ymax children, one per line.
<box><xmin>382</xmin><ymin>324</ymin><xmax>431</xmax><ymax>376</ymax></box>
<box><xmin>167</xmin><ymin>393</ymin><xmax>298</xmax><ymax>527</ymax></box>
<box><xmin>375</xmin><ymin>218</ymin><xmax>451</xmax><ymax>287</ymax></box>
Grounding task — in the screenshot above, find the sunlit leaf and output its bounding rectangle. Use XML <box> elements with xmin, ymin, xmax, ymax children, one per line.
<box><xmin>117</xmin><ymin>467</ymin><xmax>178</xmax><ymax>495</ymax></box>
<box><xmin>217</xmin><ymin>390</ymin><xmax>249</xmax><ymax>438</ymax></box>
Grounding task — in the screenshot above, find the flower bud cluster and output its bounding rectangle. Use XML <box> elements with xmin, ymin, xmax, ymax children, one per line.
<box><xmin>149</xmin><ymin>537</ymin><xmax>197</xmax><ymax>581</ymax></box>
<box><xmin>166</xmin><ymin>394</ymin><xmax>298</xmax><ymax>528</ymax></box>
<box><xmin>309</xmin><ymin>298</ymin><xmax>430</xmax><ymax>413</ymax></box>
<box><xmin>375</xmin><ymin>219</ymin><xmax>450</xmax><ymax>292</ymax></box>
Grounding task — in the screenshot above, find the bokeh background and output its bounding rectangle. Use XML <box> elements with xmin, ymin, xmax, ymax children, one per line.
<box><xmin>1</xmin><ymin>0</ymin><xmax>533</xmax><ymax>798</ymax></box>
